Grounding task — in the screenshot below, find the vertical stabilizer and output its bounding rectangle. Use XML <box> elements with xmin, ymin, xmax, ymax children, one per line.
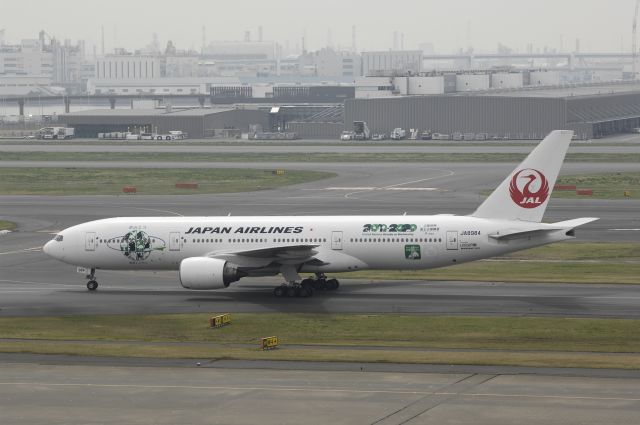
<box><xmin>471</xmin><ymin>130</ymin><xmax>573</xmax><ymax>222</ymax></box>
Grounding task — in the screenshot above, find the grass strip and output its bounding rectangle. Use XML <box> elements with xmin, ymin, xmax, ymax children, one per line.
<box><xmin>0</xmin><ymin>220</ymin><xmax>17</xmax><ymax>231</ymax></box>
<box><xmin>0</xmin><ymin>342</ymin><xmax>638</xmax><ymax>369</ymax></box>
<box><xmin>500</xmin><ymin>242</ymin><xmax>640</xmax><ymax>261</ymax></box>
<box><xmin>338</xmin><ymin>242</ymin><xmax>640</xmax><ymax>284</ymax></box>
<box><xmin>1</xmin><ymin>151</ymin><xmax>639</xmax><ymax>163</ymax></box>
<box><xmin>553</xmin><ymin>172</ymin><xmax>640</xmax><ymax>200</ymax></box>
<box><xmin>336</xmin><ymin>261</ymin><xmax>640</xmax><ymax>284</ymax></box>
<box><xmin>0</xmin><ymin>168</ymin><xmax>334</xmax><ymax>195</ymax></box>
<box><xmin>1</xmin><ymin>314</ymin><xmax>639</xmax><ymax>368</ymax></box>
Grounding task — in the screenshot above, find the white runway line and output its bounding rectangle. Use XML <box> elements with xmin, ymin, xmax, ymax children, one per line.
<box><xmin>0</xmin><ymin>247</ymin><xmax>42</xmax><ymax>255</ymax></box>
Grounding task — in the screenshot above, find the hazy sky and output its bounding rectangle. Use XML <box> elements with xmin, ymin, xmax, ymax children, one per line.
<box><xmin>1</xmin><ymin>0</ymin><xmax>636</xmax><ymax>54</ymax></box>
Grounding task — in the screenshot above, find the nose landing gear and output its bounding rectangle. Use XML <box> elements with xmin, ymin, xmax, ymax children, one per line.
<box><xmin>86</xmin><ymin>268</ymin><xmax>98</xmax><ymax>291</ymax></box>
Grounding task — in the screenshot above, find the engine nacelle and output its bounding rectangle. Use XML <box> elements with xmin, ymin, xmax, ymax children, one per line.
<box><xmin>179</xmin><ymin>257</ymin><xmax>244</xmax><ymax>290</ymax></box>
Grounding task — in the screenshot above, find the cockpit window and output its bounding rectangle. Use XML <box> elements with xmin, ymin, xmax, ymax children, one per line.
<box><xmin>54</xmin><ymin>235</ymin><xmax>64</xmax><ymax>242</ymax></box>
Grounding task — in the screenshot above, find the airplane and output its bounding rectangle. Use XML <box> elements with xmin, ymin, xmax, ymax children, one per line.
<box><xmin>43</xmin><ymin>130</ymin><xmax>598</xmax><ymax>298</ymax></box>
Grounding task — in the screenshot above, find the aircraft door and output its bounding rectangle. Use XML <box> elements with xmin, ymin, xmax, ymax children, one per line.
<box><xmin>85</xmin><ymin>232</ymin><xmax>96</xmax><ymax>251</ymax></box>
<box><xmin>446</xmin><ymin>231</ymin><xmax>459</xmax><ymax>250</ymax></box>
<box><xmin>331</xmin><ymin>231</ymin><xmax>343</xmax><ymax>250</ymax></box>
<box><xmin>169</xmin><ymin>232</ymin><xmax>181</xmax><ymax>251</ymax></box>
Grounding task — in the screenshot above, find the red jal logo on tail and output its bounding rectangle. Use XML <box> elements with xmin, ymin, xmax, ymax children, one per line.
<box><xmin>509</xmin><ymin>168</ymin><xmax>549</xmax><ymax>208</ymax></box>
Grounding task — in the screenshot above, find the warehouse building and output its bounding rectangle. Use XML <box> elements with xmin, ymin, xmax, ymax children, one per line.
<box><xmin>60</xmin><ymin>107</ymin><xmax>269</xmax><ymax>138</ymax></box>
<box><xmin>344</xmin><ymin>82</ymin><xmax>640</xmax><ymax>140</ymax></box>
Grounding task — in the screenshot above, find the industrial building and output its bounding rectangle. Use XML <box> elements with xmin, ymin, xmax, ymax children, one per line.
<box><xmin>60</xmin><ymin>107</ymin><xmax>269</xmax><ymax>138</ymax></box>
<box><xmin>343</xmin><ymin>82</ymin><xmax>640</xmax><ymax>140</ymax></box>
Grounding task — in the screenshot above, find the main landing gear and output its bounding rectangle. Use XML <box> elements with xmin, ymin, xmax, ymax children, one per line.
<box><xmin>86</xmin><ymin>268</ymin><xmax>98</xmax><ymax>291</ymax></box>
<box><xmin>272</xmin><ymin>273</ymin><xmax>340</xmax><ymax>298</ymax></box>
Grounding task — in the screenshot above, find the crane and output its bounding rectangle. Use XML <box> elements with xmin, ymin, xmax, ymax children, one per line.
<box><xmin>633</xmin><ymin>0</ymin><xmax>640</xmax><ymax>78</ymax></box>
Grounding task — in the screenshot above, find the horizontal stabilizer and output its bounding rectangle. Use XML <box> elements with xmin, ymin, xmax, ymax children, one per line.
<box><xmin>550</xmin><ymin>217</ymin><xmax>599</xmax><ymax>229</ymax></box>
<box><xmin>489</xmin><ymin>228</ymin><xmax>554</xmax><ymax>241</ymax></box>
<box><xmin>489</xmin><ymin>217</ymin><xmax>599</xmax><ymax>241</ymax></box>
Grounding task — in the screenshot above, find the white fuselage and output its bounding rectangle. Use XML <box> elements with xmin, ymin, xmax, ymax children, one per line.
<box><xmin>43</xmin><ymin>215</ymin><xmax>573</xmax><ymax>274</ymax></box>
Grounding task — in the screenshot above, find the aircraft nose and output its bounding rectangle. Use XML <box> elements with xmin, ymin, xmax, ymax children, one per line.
<box><xmin>43</xmin><ymin>240</ymin><xmax>53</xmax><ymax>256</ymax></box>
<box><xmin>43</xmin><ymin>240</ymin><xmax>60</xmax><ymax>259</ymax></box>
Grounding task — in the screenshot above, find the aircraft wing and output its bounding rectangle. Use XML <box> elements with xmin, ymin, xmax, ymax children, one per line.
<box><xmin>208</xmin><ymin>244</ymin><xmax>326</xmax><ymax>268</ymax></box>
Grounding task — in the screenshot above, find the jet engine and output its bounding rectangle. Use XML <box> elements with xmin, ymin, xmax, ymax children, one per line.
<box><xmin>179</xmin><ymin>257</ymin><xmax>244</xmax><ymax>290</ymax></box>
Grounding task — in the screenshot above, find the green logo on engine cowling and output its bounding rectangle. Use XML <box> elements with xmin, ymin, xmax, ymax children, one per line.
<box><xmin>405</xmin><ymin>245</ymin><xmax>421</xmax><ymax>260</ymax></box>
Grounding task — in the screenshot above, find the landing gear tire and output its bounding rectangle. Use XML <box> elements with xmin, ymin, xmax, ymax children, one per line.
<box><xmin>86</xmin><ymin>268</ymin><xmax>98</xmax><ymax>291</ymax></box>
<box><xmin>326</xmin><ymin>278</ymin><xmax>339</xmax><ymax>291</ymax></box>
<box><xmin>273</xmin><ymin>286</ymin><xmax>285</xmax><ymax>297</ymax></box>
<box><xmin>300</xmin><ymin>281</ymin><xmax>314</xmax><ymax>298</ymax></box>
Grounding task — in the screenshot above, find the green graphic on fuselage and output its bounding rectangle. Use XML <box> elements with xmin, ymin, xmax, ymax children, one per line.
<box><xmin>363</xmin><ymin>224</ymin><xmax>417</xmax><ymax>233</ymax></box>
<box><xmin>106</xmin><ymin>230</ymin><xmax>166</xmax><ymax>261</ymax></box>
<box><xmin>404</xmin><ymin>245</ymin><xmax>421</xmax><ymax>260</ymax></box>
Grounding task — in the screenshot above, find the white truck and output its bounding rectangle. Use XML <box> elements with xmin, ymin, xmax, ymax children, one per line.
<box><xmin>149</xmin><ymin>131</ymin><xmax>188</xmax><ymax>140</ymax></box>
<box><xmin>38</xmin><ymin>127</ymin><xmax>74</xmax><ymax>140</ymax></box>
<box><xmin>353</xmin><ymin>121</ymin><xmax>370</xmax><ymax>140</ymax></box>
<box><xmin>390</xmin><ymin>128</ymin><xmax>406</xmax><ymax>140</ymax></box>
<box><xmin>340</xmin><ymin>131</ymin><xmax>355</xmax><ymax>141</ymax></box>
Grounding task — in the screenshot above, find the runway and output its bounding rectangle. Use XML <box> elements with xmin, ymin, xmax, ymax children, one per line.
<box><xmin>1</xmin><ymin>260</ymin><xmax>640</xmax><ymax>317</ymax></box>
<box><xmin>1</xmin><ymin>358</ymin><xmax>640</xmax><ymax>425</ymax></box>
<box><xmin>1</xmin><ymin>160</ymin><xmax>639</xmax><ymax>317</ymax></box>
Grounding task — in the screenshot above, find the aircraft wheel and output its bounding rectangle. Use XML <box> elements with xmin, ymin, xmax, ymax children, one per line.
<box><xmin>273</xmin><ymin>286</ymin><xmax>285</xmax><ymax>297</ymax></box>
<box><xmin>327</xmin><ymin>279</ymin><xmax>339</xmax><ymax>291</ymax></box>
<box><xmin>286</xmin><ymin>287</ymin><xmax>298</xmax><ymax>297</ymax></box>
<box><xmin>87</xmin><ymin>280</ymin><xmax>98</xmax><ymax>291</ymax></box>
<box><xmin>301</xmin><ymin>281</ymin><xmax>314</xmax><ymax>298</ymax></box>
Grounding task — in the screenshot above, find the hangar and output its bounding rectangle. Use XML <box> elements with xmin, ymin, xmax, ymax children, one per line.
<box><xmin>343</xmin><ymin>82</ymin><xmax>640</xmax><ymax>140</ymax></box>
<box><xmin>59</xmin><ymin>107</ymin><xmax>270</xmax><ymax>138</ymax></box>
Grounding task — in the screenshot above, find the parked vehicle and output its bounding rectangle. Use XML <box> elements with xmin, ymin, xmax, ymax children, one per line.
<box><xmin>390</xmin><ymin>128</ymin><xmax>406</xmax><ymax>140</ymax></box>
<box><xmin>37</xmin><ymin>127</ymin><xmax>74</xmax><ymax>140</ymax></box>
<box><xmin>420</xmin><ymin>131</ymin><xmax>433</xmax><ymax>140</ymax></box>
<box><xmin>340</xmin><ymin>131</ymin><xmax>355</xmax><ymax>141</ymax></box>
<box><xmin>371</xmin><ymin>133</ymin><xmax>387</xmax><ymax>141</ymax></box>
<box><xmin>353</xmin><ymin>121</ymin><xmax>370</xmax><ymax>140</ymax></box>
<box><xmin>432</xmin><ymin>133</ymin><xmax>450</xmax><ymax>140</ymax></box>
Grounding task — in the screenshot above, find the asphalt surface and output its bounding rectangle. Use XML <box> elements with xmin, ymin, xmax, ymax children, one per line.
<box><xmin>2</xmin><ymin>358</ymin><xmax>640</xmax><ymax>425</ymax></box>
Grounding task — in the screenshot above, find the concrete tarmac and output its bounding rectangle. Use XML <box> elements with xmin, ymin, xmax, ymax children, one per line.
<box><xmin>1</xmin><ymin>359</ymin><xmax>640</xmax><ymax>425</ymax></box>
